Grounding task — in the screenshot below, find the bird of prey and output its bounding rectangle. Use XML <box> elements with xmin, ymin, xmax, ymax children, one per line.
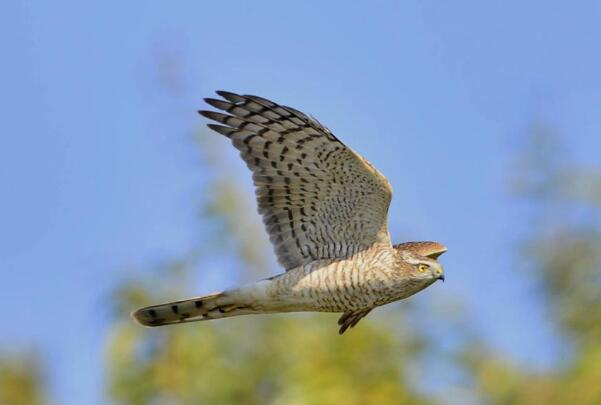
<box><xmin>133</xmin><ymin>91</ymin><xmax>447</xmax><ymax>334</ymax></box>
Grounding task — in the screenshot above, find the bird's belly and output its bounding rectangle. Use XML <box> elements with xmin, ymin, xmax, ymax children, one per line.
<box><xmin>270</xmin><ymin>258</ymin><xmax>409</xmax><ymax>312</ymax></box>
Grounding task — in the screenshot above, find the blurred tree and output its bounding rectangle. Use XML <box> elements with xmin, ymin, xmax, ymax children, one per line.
<box><xmin>0</xmin><ymin>352</ymin><xmax>46</xmax><ymax>405</ymax></box>
<box><xmin>105</xmin><ymin>132</ymin><xmax>430</xmax><ymax>405</ymax></box>
<box><xmin>460</xmin><ymin>125</ymin><xmax>601</xmax><ymax>404</ymax></box>
<box><xmin>106</xmin><ymin>123</ymin><xmax>601</xmax><ymax>404</ymax></box>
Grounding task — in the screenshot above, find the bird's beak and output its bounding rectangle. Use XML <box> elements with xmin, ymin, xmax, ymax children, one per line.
<box><xmin>438</xmin><ymin>274</ymin><xmax>445</xmax><ymax>282</ymax></box>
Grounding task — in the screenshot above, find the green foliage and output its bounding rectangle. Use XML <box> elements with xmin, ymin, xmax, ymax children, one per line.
<box><xmin>461</xmin><ymin>125</ymin><xmax>601</xmax><ymax>405</ymax></box>
<box><xmin>4</xmin><ymin>116</ymin><xmax>600</xmax><ymax>403</ymax></box>
<box><xmin>105</xmin><ymin>133</ymin><xmax>430</xmax><ymax>404</ymax></box>
<box><xmin>107</xmin><ymin>312</ymin><xmax>428</xmax><ymax>405</ymax></box>
<box><xmin>0</xmin><ymin>353</ymin><xmax>45</xmax><ymax>405</ymax></box>
<box><xmin>104</xmin><ymin>128</ymin><xmax>601</xmax><ymax>404</ymax></box>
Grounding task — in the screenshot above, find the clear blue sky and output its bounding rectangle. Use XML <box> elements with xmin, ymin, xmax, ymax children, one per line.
<box><xmin>2</xmin><ymin>1</ymin><xmax>600</xmax><ymax>403</ymax></box>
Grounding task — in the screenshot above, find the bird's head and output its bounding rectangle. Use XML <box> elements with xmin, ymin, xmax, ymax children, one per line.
<box><xmin>403</xmin><ymin>253</ymin><xmax>445</xmax><ymax>282</ymax></box>
<box><xmin>394</xmin><ymin>241</ymin><xmax>447</xmax><ymax>283</ymax></box>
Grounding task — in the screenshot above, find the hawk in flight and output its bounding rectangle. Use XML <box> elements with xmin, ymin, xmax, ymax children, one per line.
<box><xmin>133</xmin><ymin>91</ymin><xmax>447</xmax><ymax>334</ymax></box>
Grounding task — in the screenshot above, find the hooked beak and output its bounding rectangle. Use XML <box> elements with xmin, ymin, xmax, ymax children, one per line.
<box><xmin>434</xmin><ymin>265</ymin><xmax>445</xmax><ymax>282</ymax></box>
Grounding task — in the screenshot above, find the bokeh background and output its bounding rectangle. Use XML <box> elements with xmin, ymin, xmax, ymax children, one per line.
<box><xmin>2</xmin><ymin>1</ymin><xmax>601</xmax><ymax>404</ymax></box>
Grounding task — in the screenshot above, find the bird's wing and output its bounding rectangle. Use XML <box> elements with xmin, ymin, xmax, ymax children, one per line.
<box><xmin>200</xmin><ymin>91</ymin><xmax>393</xmax><ymax>270</ymax></box>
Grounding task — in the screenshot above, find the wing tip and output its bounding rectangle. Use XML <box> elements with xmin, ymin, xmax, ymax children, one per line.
<box><xmin>216</xmin><ymin>90</ymin><xmax>244</xmax><ymax>103</ymax></box>
<box><xmin>206</xmin><ymin>98</ymin><xmax>232</xmax><ymax>112</ymax></box>
<box><xmin>198</xmin><ymin>109</ymin><xmax>228</xmax><ymax>122</ymax></box>
<box><xmin>206</xmin><ymin>123</ymin><xmax>234</xmax><ymax>136</ymax></box>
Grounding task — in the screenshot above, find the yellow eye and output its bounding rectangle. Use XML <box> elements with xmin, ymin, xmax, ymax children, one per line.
<box><xmin>418</xmin><ymin>264</ymin><xmax>429</xmax><ymax>272</ymax></box>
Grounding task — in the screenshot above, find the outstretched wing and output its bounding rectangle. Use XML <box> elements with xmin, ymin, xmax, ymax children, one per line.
<box><xmin>199</xmin><ymin>91</ymin><xmax>392</xmax><ymax>270</ymax></box>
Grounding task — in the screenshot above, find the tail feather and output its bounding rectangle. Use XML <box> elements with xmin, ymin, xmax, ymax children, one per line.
<box><xmin>131</xmin><ymin>291</ymin><xmax>257</xmax><ymax>327</ymax></box>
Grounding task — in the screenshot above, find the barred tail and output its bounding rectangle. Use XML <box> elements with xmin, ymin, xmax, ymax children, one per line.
<box><xmin>131</xmin><ymin>290</ymin><xmax>259</xmax><ymax>327</ymax></box>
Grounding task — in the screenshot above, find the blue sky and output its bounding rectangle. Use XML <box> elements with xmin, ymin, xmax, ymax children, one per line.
<box><xmin>2</xmin><ymin>1</ymin><xmax>601</xmax><ymax>403</ymax></box>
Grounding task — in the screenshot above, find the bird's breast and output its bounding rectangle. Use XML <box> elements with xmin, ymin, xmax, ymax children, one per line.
<box><xmin>269</xmin><ymin>247</ymin><xmax>408</xmax><ymax>311</ymax></box>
